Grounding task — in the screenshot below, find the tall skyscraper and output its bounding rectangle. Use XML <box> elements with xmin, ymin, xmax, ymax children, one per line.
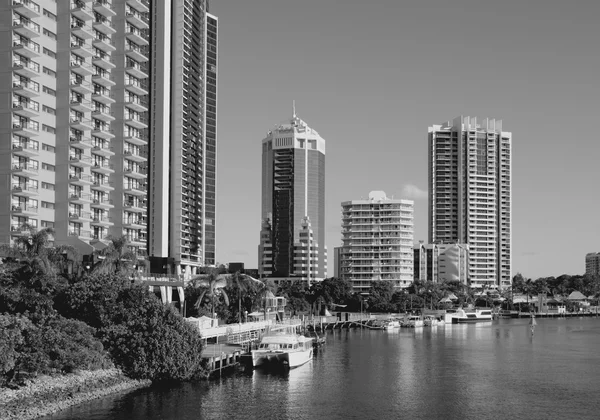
<box><xmin>585</xmin><ymin>252</ymin><xmax>600</xmax><ymax>276</ymax></box>
<box><xmin>340</xmin><ymin>191</ymin><xmax>414</xmax><ymax>292</ymax></box>
<box><xmin>258</xmin><ymin>108</ymin><xmax>327</xmax><ymax>282</ymax></box>
<box><xmin>428</xmin><ymin>116</ymin><xmax>512</xmax><ymax>289</ymax></box>
<box><xmin>148</xmin><ymin>0</ymin><xmax>218</xmax><ymax>276</ymax></box>
<box><xmin>1</xmin><ymin>0</ymin><xmax>217</xmax><ymax>276</ymax></box>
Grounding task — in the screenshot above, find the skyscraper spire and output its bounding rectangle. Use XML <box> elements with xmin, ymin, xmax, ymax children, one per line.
<box><xmin>292</xmin><ymin>100</ymin><xmax>296</xmax><ymax>118</ymax></box>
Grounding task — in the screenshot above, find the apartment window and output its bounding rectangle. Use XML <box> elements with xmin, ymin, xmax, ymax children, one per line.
<box><xmin>41</xmin><ymin>220</ymin><xmax>55</xmax><ymax>228</ymax></box>
<box><xmin>42</xmin><ymin>163</ymin><xmax>55</xmax><ymax>172</ymax></box>
<box><xmin>42</xmin><ymin>105</ymin><xmax>56</xmax><ymax>115</ymax></box>
<box><xmin>42</xmin><ymin>124</ymin><xmax>56</xmax><ymax>134</ymax></box>
<box><xmin>43</xmin><ymin>9</ymin><xmax>57</xmax><ymax>21</ymax></box>
<box><xmin>43</xmin><ymin>67</ymin><xmax>56</xmax><ymax>77</ymax></box>
<box><xmin>43</xmin><ymin>86</ymin><xmax>56</xmax><ymax>96</ymax></box>
<box><xmin>41</xmin><ymin>182</ymin><xmax>55</xmax><ymax>190</ymax></box>
<box><xmin>43</xmin><ymin>29</ymin><xmax>57</xmax><ymax>40</ymax></box>
<box><xmin>41</xmin><ymin>201</ymin><xmax>55</xmax><ymax>209</ymax></box>
<box><xmin>42</xmin><ymin>143</ymin><xmax>55</xmax><ymax>153</ymax></box>
<box><xmin>43</xmin><ymin>47</ymin><xmax>56</xmax><ymax>59</ymax></box>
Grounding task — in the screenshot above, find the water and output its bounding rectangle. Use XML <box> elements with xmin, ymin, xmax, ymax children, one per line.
<box><xmin>47</xmin><ymin>317</ymin><xmax>600</xmax><ymax>420</ymax></box>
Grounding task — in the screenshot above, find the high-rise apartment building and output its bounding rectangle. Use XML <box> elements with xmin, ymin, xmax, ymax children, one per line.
<box><xmin>414</xmin><ymin>242</ymin><xmax>469</xmax><ymax>284</ymax></box>
<box><xmin>340</xmin><ymin>191</ymin><xmax>414</xmax><ymax>292</ymax></box>
<box><xmin>258</xmin><ymin>109</ymin><xmax>326</xmax><ymax>282</ymax></box>
<box><xmin>148</xmin><ymin>0</ymin><xmax>218</xmax><ymax>276</ymax></box>
<box><xmin>428</xmin><ymin>116</ymin><xmax>511</xmax><ymax>289</ymax></box>
<box><xmin>1</xmin><ymin>1</ymin><xmax>217</xmax><ymax>276</ymax></box>
<box><xmin>585</xmin><ymin>252</ymin><xmax>600</xmax><ymax>276</ymax></box>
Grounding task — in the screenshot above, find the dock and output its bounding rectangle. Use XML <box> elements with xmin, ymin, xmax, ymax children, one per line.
<box><xmin>201</xmin><ymin>343</ymin><xmax>245</xmax><ymax>378</ymax></box>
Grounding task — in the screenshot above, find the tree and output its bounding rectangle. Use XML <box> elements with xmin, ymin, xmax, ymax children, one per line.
<box><xmin>0</xmin><ymin>225</ymin><xmax>77</xmax><ymax>278</ymax></box>
<box><xmin>92</xmin><ymin>235</ymin><xmax>139</xmax><ymax>276</ymax></box>
<box><xmin>225</xmin><ymin>272</ymin><xmax>265</xmax><ymax>323</ymax></box>
<box><xmin>319</xmin><ymin>277</ymin><xmax>353</xmax><ymax>309</ymax></box>
<box><xmin>368</xmin><ymin>281</ymin><xmax>395</xmax><ymax>312</ymax></box>
<box><xmin>191</xmin><ymin>269</ymin><xmax>231</xmax><ymax>318</ymax></box>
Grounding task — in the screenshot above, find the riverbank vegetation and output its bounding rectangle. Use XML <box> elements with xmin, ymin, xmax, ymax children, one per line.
<box><xmin>0</xmin><ymin>228</ymin><xmax>206</xmax><ymax>389</ymax></box>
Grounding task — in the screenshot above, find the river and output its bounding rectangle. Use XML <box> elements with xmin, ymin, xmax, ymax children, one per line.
<box><xmin>46</xmin><ymin>317</ymin><xmax>600</xmax><ymax>420</ymax></box>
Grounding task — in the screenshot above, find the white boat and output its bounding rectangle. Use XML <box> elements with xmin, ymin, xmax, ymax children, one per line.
<box><xmin>383</xmin><ymin>320</ymin><xmax>401</xmax><ymax>330</ymax></box>
<box><xmin>423</xmin><ymin>316</ymin><xmax>443</xmax><ymax>327</ymax></box>
<box><xmin>451</xmin><ymin>308</ymin><xmax>493</xmax><ymax>324</ymax></box>
<box><xmin>251</xmin><ymin>324</ymin><xmax>314</xmax><ymax>369</ymax></box>
<box><xmin>403</xmin><ymin>315</ymin><xmax>424</xmax><ymax>328</ymax></box>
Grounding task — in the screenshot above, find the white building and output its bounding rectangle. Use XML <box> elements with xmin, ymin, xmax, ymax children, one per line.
<box><xmin>585</xmin><ymin>252</ymin><xmax>600</xmax><ymax>276</ymax></box>
<box><xmin>340</xmin><ymin>191</ymin><xmax>414</xmax><ymax>292</ymax></box>
<box><xmin>428</xmin><ymin>116</ymin><xmax>511</xmax><ymax>289</ymax></box>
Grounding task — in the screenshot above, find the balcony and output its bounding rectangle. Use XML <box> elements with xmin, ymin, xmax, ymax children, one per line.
<box><xmin>91</xmin><ymin>197</ymin><xmax>114</xmax><ymax>209</ymax></box>
<box><xmin>71</xmin><ymin>22</ymin><xmax>94</xmax><ymax>39</ymax></box>
<box><xmin>127</xmin><ymin>235</ymin><xmax>147</xmax><ymax>246</ymax></box>
<box><xmin>125</xmin><ymin>61</ymin><xmax>148</xmax><ymax>79</ymax></box>
<box><xmin>91</xmin><ymin>215</ymin><xmax>113</xmax><ymax>227</ymax></box>
<box><xmin>12</xmin><ymin>183</ymin><xmax>38</xmax><ymax>196</ymax></box>
<box><xmin>126</xmin><ymin>0</ymin><xmax>149</xmax><ymax>13</ymax></box>
<box><xmin>68</xmin><ymin>174</ymin><xmax>93</xmax><ymax>188</ymax></box>
<box><xmin>69</xmin><ymin>192</ymin><xmax>93</xmax><ymax>204</ymax></box>
<box><xmin>92</xmin><ymin>54</ymin><xmax>115</xmax><ymax>70</ymax></box>
<box><xmin>91</xmin><ymin>72</ymin><xmax>115</xmax><ymax>88</ymax></box>
<box><xmin>124</xmin><ymin>166</ymin><xmax>146</xmax><ymax>179</ymax></box>
<box><xmin>124</xmin><ymin>80</ymin><xmax>148</xmax><ymax>96</ymax></box>
<box><xmin>91</xmin><ymin>162</ymin><xmax>114</xmax><ymax>174</ymax></box>
<box><xmin>124</xmin><ymin>134</ymin><xmax>147</xmax><ymax>146</ymax></box>
<box><xmin>12</xmin><ymin>40</ymin><xmax>40</xmax><ymax>58</ymax></box>
<box><xmin>13</xmin><ymin>101</ymin><xmax>39</xmax><ymax>118</ymax></box>
<box><xmin>92</xmin><ymin>108</ymin><xmax>115</xmax><ymax>122</ymax></box>
<box><xmin>10</xmin><ymin>224</ymin><xmax>31</xmax><ymax>236</ymax></box>
<box><xmin>71</xmin><ymin>1</ymin><xmax>94</xmax><ymax>21</ymax></box>
<box><xmin>12</xmin><ymin>121</ymin><xmax>39</xmax><ymax>137</ymax></box>
<box><xmin>11</xmin><ymin>163</ymin><xmax>38</xmax><ymax>177</ymax></box>
<box><xmin>92</xmin><ymin>90</ymin><xmax>115</xmax><ymax>105</ymax></box>
<box><xmin>70</xmin><ymin>78</ymin><xmax>94</xmax><ymax>95</ymax></box>
<box><xmin>12</xmin><ymin>141</ymin><xmax>39</xmax><ymax>157</ymax></box>
<box><xmin>125</xmin><ymin>26</ymin><xmax>149</xmax><ymax>46</ymax></box>
<box><xmin>68</xmin><ymin>229</ymin><xmax>93</xmax><ymax>240</ymax></box>
<box><xmin>124</xmin><ymin>115</ymin><xmax>148</xmax><ymax>129</ymax></box>
<box><xmin>70</xmin><ymin>117</ymin><xmax>93</xmax><ymax>131</ymax></box>
<box><xmin>11</xmin><ymin>204</ymin><xmax>38</xmax><ymax>216</ymax></box>
<box><xmin>122</xmin><ymin>218</ymin><xmax>145</xmax><ymax>229</ymax></box>
<box><xmin>92</xmin><ymin>127</ymin><xmax>114</xmax><ymax>139</ymax></box>
<box><xmin>125</xmin><ymin>43</ymin><xmax>149</xmax><ymax>62</ymax></box>
<box><xmin>93</xmin><ymin>36</ymin><xmax>116</xmax><ymax>53</ymax></box>
<box><xmin>13</xmin><ymin>19</ymin><xmax>40</xmax><ymax>39</ymax></box>
<box><xmin>93</xmin><ymin>0</ymin><xmax>117</xmax><ymax>18</ymax></box>
<box><xmin>69</xmin><ymin>211</ymin><xmax>93</xmax><ymax>222</ymax></box>
<box><xmin>125</xmin><ymin>10</ymin><xmax>149</xmax><ymax>29</ymax></box>
<box><xmin>124</xmin><ymin>201</ymin><xmax>147</xmax><ymax>212</ymax></box>
<box><xmin>69</xmin><ymin>136</ymin><xmax>93</xmax><ymax>149</ymax></box>
<box><xmin>70</xmin><ymin>98</ymin><xmax>93</xmax><ymax>113</ymax></box>
<box><xmin>70</xmin><ymin>41</ymin><xmax>93</xmax><ymax>58</ymax></box>
<box><xmin>69</xmin><ymin>154</ymin><xmax>93</xmax><ymax>168</ymax></box>
<box><xmin>91</xmin><ymin>143</ymin><xmax>114</xmax><ymax>158</ymax></box>
<box><xmin>124</xmin><ymin>96</ymin><xmax>148</xmax><ymax>112</ymax></box>
<box><xmin>91</xmin><ymin>179</ymin><xmax>114</xmax><ymax>192</ymax></box>
<box><xmin>13</xmin><ymin>60</ymin><xmax>40</xmax><ymax>78</ymax></box>
<box><xmin>12</xmin><ymin>0</ymin><xmax>41</xmax><ymax>19</ymax></box>
<box><xmin>12</xmin><ymin>81</ymin><xmax>39</xmax><ymax>98</ymax></box>
<box><xmin>123</xmin><ymin>184</ymin><xmax>147</xmax><ymax>196</ymax></box>
<box><xmin>124</xmin><ymin>149</ymin><xmax>147</xmax><ymax>163</ymax></box>
<box><xmin>70</xmin><ymin>61</ymin><xmax>93</xmax><ymax>77</ymax></box>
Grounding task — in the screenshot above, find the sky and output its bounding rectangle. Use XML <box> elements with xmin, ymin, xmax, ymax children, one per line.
<box><xmin>211</xmin><ymin>0</ymin><xmax>600</xmax><ymax>279</ymax></box>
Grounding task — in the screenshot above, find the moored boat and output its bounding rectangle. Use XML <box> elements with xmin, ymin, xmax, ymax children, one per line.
<box><xmin>383</xmin><ymin>319</ymin><xmax>401</xmax><ymax>330</ymax></box>
<box><xmin>451</xmin><ymin>308</ymin><xmax>493</xmax><ymax>324</ymax></box>
<box><xmin>403</xmin><ymin>315</ymin><xmax>424</xmax><ymax>328</ymax></box>
<box><xmin>251</xmin><ymin>324</ymin><xmax>314</xmax><ymax>369</ymax></box>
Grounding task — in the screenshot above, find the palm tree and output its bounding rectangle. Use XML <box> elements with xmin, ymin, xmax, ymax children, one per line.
<box><xmin>227</xmin><ymin>272</ymin><xmax>264</xmax><ymax>323</ymax></box>
<box><xmin>191</xmin><ymin>269</ymin><xmax>230</xmax><ymax>319</ymax></box>
<box><xmin>0</xmin><ymin>225</ymin><xmax>76</xmax><ymax>278</ymax></box>
<box><xmin>92</xmin><ymin>235</ymin><xmax>138</xmax><ymax>276</ymax></box>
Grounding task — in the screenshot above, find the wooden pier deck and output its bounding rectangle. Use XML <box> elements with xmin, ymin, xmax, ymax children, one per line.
<box><xmin>201</xmin><ymin>344</ymin><xmax>245</xmax><ymax>378</ymax></box>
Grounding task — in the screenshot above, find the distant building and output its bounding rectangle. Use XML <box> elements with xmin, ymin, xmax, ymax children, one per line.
<box><xmin>258</xmin><ymin>107</ymin><xmax>327</xmax><ymax>283</ymax></box>
<box><xmin>429</xmin><ymin>116</ymin><xmax>512</xmax><ymax>289</ymax></box>
<box><xmin>585</xmin><ymin>253</ymin><xmax>600</xmax><ymax>276</ymax></box>
<box><xmin>414</xmin><ymin>242</ymin><xmax>469</xmax><ymax>284</ymax></box>
<box><xmin>334</xmin><ymin>247</ymin><xmax>343</xmax><ymax>278</ymax></box>
<box><xmin>340</xmin><ymin>191</ymin><xmax>414</xmax><ymax>293</ymax></box>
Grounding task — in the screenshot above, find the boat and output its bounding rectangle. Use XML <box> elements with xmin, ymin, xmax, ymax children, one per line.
<box><xmin>423</xmin><ymin>315</ymin><xmax>442</xmax><ymax>327</ymax></box>
<box><xmin>451</xmin><ymin>308</ymin><xmax>493</xmax><ymax>324</ymax></box>
<box><xmin>403</xmin><ymin>315</ymin><xmax>424</xmax><ymax>328</ymax></box>
<box><xmin>251</xmin><ymin>324</ymin><xmax>314</xmax><ymax>369</ymax></box>
<box><xmin>383</xmin><ymin>319</ymin><xmax>401</xmax><ymax>330</ymax></box>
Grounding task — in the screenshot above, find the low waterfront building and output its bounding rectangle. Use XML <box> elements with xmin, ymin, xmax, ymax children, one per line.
<box><xmin>340</xmin><ymin>191</ymin><xmax>414</xmax><ymax>293</ymax></box>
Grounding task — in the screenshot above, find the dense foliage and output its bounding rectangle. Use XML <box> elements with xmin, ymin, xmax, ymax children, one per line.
<box><xmin>0</xmin><ymin>234</ymin><xmax>207</xmax><ymax>387</ymax></box>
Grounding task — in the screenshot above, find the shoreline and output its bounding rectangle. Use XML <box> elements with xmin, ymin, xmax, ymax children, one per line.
<box><xmin>0</xmin><ymin>369</ymin><xmax>151</xmax><ymax>420</ymax></box>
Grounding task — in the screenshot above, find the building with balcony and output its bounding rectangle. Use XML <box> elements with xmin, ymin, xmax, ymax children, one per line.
<box><xmin>340</xmin><ymin>191</ymin><xmax>414</xmax><ymax>293</ymax></box>
<box><xmin>0</xmin><ymin>1</ymin><xmax>217</xmax><ymax>273</ymax></box>
<box><xmin>428</xmin><ymin>116</ymin><xmax>512</xmax><ymax>289</ymax></box>
<box><xmin>258</xmin><ymin>107</ymin><xmax>327</xmax><ymax>283</ymax></box>
<box><xmin>414</xmin><ymin>242</ymin><xmax>469</xmax><ymax>284</ymax></box>
<box><xmin>585</xmin><ymin>252</ymin><xmax>600</xmax><ymax>276</ymax></box>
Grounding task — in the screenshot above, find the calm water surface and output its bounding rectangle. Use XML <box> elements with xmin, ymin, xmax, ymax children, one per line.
<box><xmin>47</xmin><ymin>317</ymin><xmax>600</xmax><ymax>420</ymax></box>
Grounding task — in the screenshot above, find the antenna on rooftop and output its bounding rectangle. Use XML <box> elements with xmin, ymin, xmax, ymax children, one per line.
<box><xmin>292</xmin><ymin>100</ymin><xmax>296</xmax><ymax>118</ymax></box>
